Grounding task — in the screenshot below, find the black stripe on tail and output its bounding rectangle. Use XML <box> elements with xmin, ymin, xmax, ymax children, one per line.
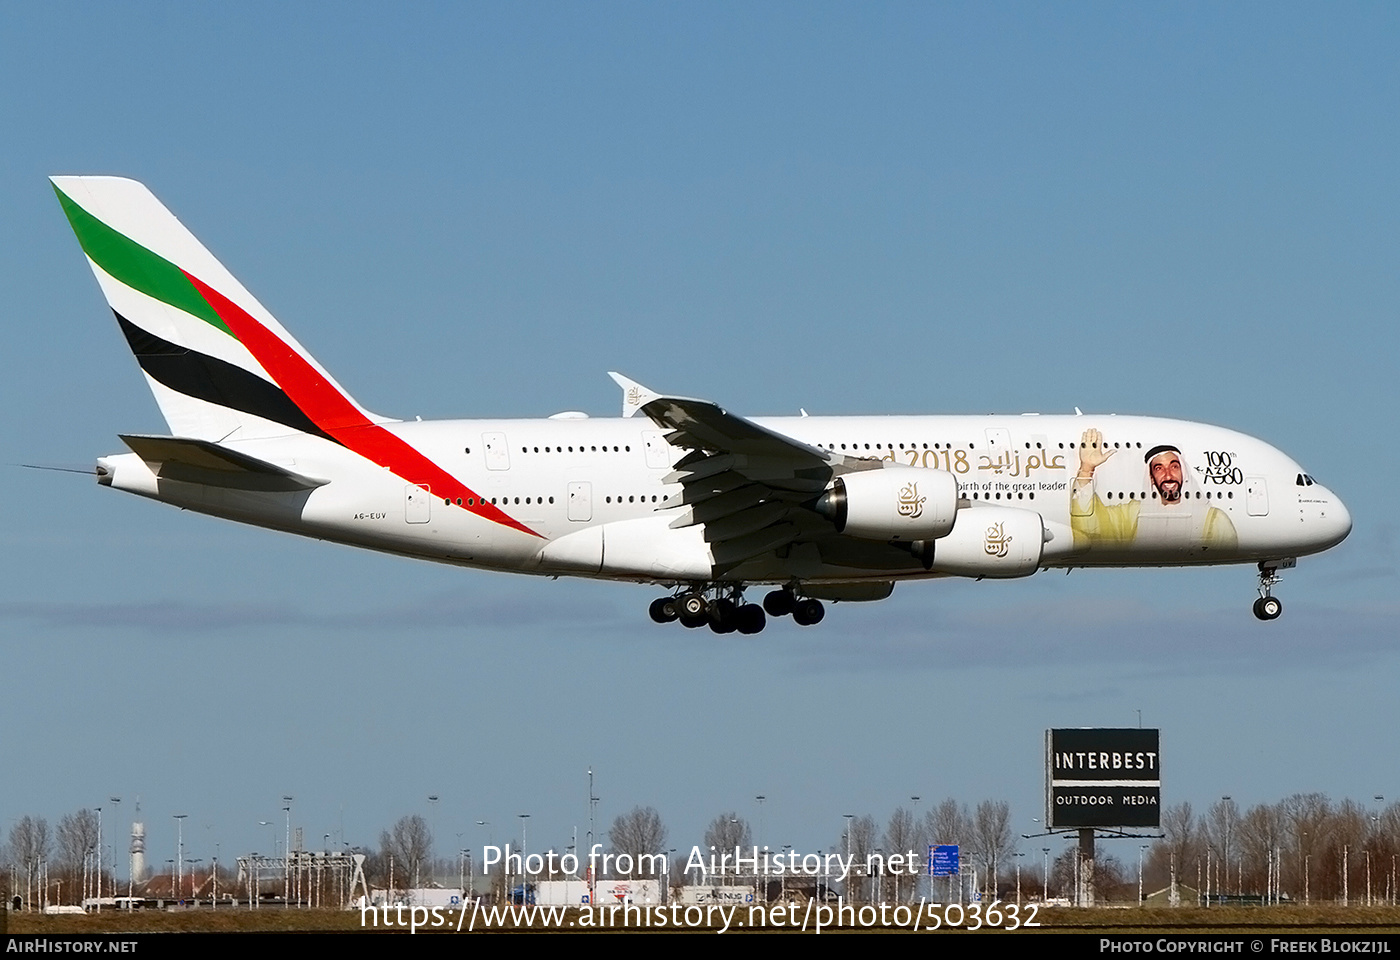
<box><xmin>115</xmin><ymin>311</ymin><xmax>339</xmax><ymax>444</ymax></box>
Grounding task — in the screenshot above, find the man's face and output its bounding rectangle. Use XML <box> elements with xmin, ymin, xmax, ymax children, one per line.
<box><xmin>1150</xmin><ymin>452</ymin><xmax>1184</xmax><ymax>503</ymax></box>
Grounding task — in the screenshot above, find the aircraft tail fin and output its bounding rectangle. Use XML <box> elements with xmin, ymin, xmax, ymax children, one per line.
<box><xmin>52</xmin><ymin>176</ymin><xmax>389</xmax><ymax>442</ymax></box>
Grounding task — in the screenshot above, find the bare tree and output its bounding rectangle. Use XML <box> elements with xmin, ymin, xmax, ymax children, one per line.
<box><xmin>699</xmin><ymin>812</ymin><xmax>752</xmax><ymax>882</ymax></box>
<box><xmin>1144</xmin><ymin>793</ymin><xmax>1400</xmax><ymax>905</ymax></box>
<box><xmin>703</xmin><ymin>812</ymin><xmax>752</xmax><ymax>853</ymax></box>
<box><xmin>1148</xmin><ymin>801</ymin><xmax>1204</xmax><ymax>898</ymax></box>
<box><xmin>7</xmin><ymin>817</ymin><xmax>51</xmax><ymax>910</ymax></box>
<box><xmin>883</xmin><ymin>807</ymin><xmax>920</xmax><ymax>902</ymax></box>
<box><xmin>923</xmin><ymin>799</ymin><xmax>968</xmax><ymax>901</ymax></box>
<box><xmin>1205</xmin><ymin>797</ymin><xmax>1242</xmax><ymax>896</ymax></box>
<box><xmin>924</xmin><ymin>799</ymin><xmax>968</xmax><ymax>848</ymax></box>
<box><xmin>608</xmin><ymin>806</ymin><xmax>667</xmax><ymax>878</ymax></box>
<box><xmin>973</xmin><ymin>800</ymin><xmax>1013</xmax><ymax>898</ymax></box>
<box><xmin>1050</xmin><ymin>847</ymin><xmax>1078</xmax><ymax>900</ymax></box>
<box><xmin>1373</xmin><ymin>801</ymin><xmax>1400</xmax><ymax>905</ymax></box>
<box><xmin>1328</xmin><ymin>798</ymin><xmax>1368</xmax><ymax>903</ymax></box>
<box><xmin>1092</xmin><ymin>853</ymin><xmax>1133</xmax><ymax>902</ymax></box>
<box><xmin>1283</xmin><ymin>792</ymin><xmax>1332</xmax><ymax>901</ymax></box>
<box><xmin>57</xmin><ymin>809</ymin><xmax>101</xmax><ymax>899</ymax></box>
<box><xmin>380</xmin><ymin>815</ymin><xmax>433</xmax><ymax>894</ymax></box>
<box><xmin>1238</xmin><ymin>802</ymin><xmax>1286</xmax><ymax>896</ymax></box>
<box><xmin>884</xmin><ymin>807</ymin><xmax>920</xmax><ymax>857</ymax></box>
<box><xmin>1052</xmin><ymin>846</ymin><xmax>1130</xmax><ymax>902</ymax></box>
<box><xmin>838</xmin><ymin>814</ymin><xmax>878</xmax><ymax>901</ymax></box>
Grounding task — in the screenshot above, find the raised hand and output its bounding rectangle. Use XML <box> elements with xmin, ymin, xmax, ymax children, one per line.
<box><xmin>1076</xmin><ymin>427</ymin><xmax>1114</xmax><ymax>479</ymax></box>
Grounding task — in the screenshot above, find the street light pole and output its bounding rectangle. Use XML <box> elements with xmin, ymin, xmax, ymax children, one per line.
<box><xmin>282</xmin><ymin>796</ymin><xmax>294</xmax><ymax>907</ymax></box>
<box><xmin>755</xmin><ymin>795</ymin><xmax>766</xmax><ymax>900</ymax></box>
<box><xmin>518</xmin><ymin>814</ymin><xmax>530</xmax><ymax>900</ymax></box>
<box><xmin>427</xmin><ymin>796</ymin><xmax>439</xmax><ymax>888</ymax></box>
<box><xmin>173</xmin><ymin>815</ymin><xmax>187</xmax><ymax>902</ymax></box>
<box><xmin>1139</xmin><ymin>845</ymin><xmax>1148</xmax><ymax>906</ymax></box>
<box><xmin>107</xmin><ymin>797</ymin><xmax>121</xmax><ymax>905</ymax></box>
<box><xmin>911</xmin><ymin>796</ymin><xmax>922</xmax><ymax>900</ymax></box>
<box><xmin>1221</xmin><ymin>796</ymin><xmax>1234</xmax><ymax>899</ymax></box>
<box><xmin>843</xmin><ymin>815</ymin><xmax>854</xmax><ymax>901</ymax></box>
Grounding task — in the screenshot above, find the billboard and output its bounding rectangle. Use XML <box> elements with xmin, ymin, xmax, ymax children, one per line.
<box><xmin>1046</xmin><ymin>728</ymin><xmax>1160</xmax><ymax>829</ymax></box>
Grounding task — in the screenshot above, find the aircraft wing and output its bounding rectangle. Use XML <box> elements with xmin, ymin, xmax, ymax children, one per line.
<box><xmin>609</xmin><ymin>373</ymin><xmax>871</xmax><ymax>575</ymax></box>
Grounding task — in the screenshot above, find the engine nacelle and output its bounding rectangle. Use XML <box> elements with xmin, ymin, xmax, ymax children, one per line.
<box><xmin>815</xmin><ymin>465</ymin><xmax>959</xmax><ymax>542</ymax></box>
<box><xmin>926</xmin><ymin>505</ymin><xmax>1046</xmax><ymax>578</ymax></box>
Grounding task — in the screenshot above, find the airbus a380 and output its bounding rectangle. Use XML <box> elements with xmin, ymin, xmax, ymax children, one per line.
<box><xmin>52</xmin><ymin>176</ymin><xmax>1351</xmax><ymax>633</ymax></box>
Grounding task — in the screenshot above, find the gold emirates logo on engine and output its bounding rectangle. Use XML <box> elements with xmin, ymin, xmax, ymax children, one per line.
<box><xmin>896</xmin><ymin>481</ymin><xmax>925</xmax><ymax>519</ymax></box>
<box><xmin>984</xmin><ymin>521</ymin><xmax>1012</xmax><ymax>558</ymax></box>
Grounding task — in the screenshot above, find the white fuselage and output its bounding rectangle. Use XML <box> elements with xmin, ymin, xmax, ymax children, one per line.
<box><xmin>97</xmin><ymin>411</ymin><xmax>1351</xmax><ymax>588</ymax></box>
<box><xmin>54</xmin><ymin>176</ymin><xmax>1350</xmax><ymax>626</ymax></box>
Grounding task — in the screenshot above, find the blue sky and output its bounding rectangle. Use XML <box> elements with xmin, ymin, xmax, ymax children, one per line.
<box><xmin>2</xmin><ymin>2</ymin><xmax>1396</xmax><ymax>873</ymax></box>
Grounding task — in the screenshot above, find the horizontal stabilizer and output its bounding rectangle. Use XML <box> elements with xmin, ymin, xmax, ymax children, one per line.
<box><xmin>119</xmin><ymin>435</ymin><xmax>329</xmax><ymax>492</ymax></box>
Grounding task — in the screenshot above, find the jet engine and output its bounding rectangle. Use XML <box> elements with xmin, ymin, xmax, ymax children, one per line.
<box><xmin>923</xmin><ymin>505</ymin><xmax>1047</xmax><ymax>577</ymax></box>
<box><xmin>814</xmin><ymin>465</ymin><xmax>959</xmax><ymax>541</ymax></box>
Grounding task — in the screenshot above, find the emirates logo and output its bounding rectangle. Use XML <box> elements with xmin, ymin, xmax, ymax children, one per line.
<box><xmin>984</xmin><ymin>521</ymin><xmax>1012</xmax><ymax>558</ymax></box>
<box><xmin>896</xmin><ymin>482</ymin><xmax>925</xmax><ymax>519</ymax></box>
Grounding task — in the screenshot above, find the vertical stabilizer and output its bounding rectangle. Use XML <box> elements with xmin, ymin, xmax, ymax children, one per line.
<box><xmin>53</xmin><ymin>176</ymin><xmax>388</xmax><ymax>442</ymax></box>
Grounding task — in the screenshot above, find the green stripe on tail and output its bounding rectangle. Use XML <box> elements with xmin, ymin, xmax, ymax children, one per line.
<box><xmin>53</xmin><ymin>183</ymin><xmax>234</xmax><ymax>337</ymax></box>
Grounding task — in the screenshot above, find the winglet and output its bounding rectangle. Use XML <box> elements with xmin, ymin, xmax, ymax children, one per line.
<box><xmin>607</xmin><ymin>372</ymin><xmax>661</xmax><ymax>419</ymax></box>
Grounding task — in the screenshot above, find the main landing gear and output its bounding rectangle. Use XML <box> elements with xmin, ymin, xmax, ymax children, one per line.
<box><xmin>761</xmin><ymin>588</ymin><xmax>825</xmax><ymax>626</ymax></box>
<box><xmin>1252</xmin><ymin>560</ymin><xmax>1292</xmax><ymax>621</ymax></box>
<box><xmin>647</xmin><ymin>586</ymin><xmax>826</xmax><ymax>633</ymax></box>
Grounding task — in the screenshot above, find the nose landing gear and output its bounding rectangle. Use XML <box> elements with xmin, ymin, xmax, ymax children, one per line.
<box><xmin>1252</xmin><ymin>559</ymin><xmax>1293</xmax><ymax>621</ymax></box>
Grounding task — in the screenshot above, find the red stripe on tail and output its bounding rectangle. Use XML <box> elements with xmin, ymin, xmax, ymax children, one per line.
<box><xmin>185</xmin><ymin>272</ymin><xmax>540</xmax><ymax>538</ymax></box>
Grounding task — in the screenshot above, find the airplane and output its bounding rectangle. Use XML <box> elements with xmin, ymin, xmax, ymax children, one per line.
<box><xmin>52</xmin><ymin>176</ymin><xmax>1352</xmax><ymax>633</ymax></box>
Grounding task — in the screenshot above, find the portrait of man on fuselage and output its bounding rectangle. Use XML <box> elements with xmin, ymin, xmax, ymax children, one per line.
<box><xmin>1146</xmin><ymin>445</ymin><xmax>1186</xmax><ymax>503</ymax></box>
<box><xmin>1070</xmin><ymin>428</ymin><xmax>1237</xmax><ymax>553</ymax></box>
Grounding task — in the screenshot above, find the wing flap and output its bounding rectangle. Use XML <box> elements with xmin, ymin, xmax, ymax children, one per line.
<box><xmin>709</xmin><ymin>521</ymin><xmax>802</xmax><ymax>569</ymax></box>
<box><xmin>669</xmin><ymin>484</ymin><xmax>773</xmax><ymax>528</ymax></box>
<box><xmin>699</xmin><ymin>502</ymin><xmax>793</xmax><ymax>543</ymax></box>
<box><xmin>672</xmin><ymin>472</ymin><xmax>752</xmax><ymax>506</ymax></box>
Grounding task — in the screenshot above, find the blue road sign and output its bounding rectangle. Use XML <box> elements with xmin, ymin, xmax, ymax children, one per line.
<box><xmin>929</xmin><ymin>844</ymin><xmax>959</xmax><ymax>877</ymax></box>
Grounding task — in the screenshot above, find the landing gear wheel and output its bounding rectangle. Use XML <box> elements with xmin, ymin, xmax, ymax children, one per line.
<box><xmin>649</xmin><ymin>597</ymin><xmax>679</xmax><ymax>624</ymax></box>
<box><xmin>678</xmin><ymin>593</ymin><xmax>708</xmax><ymax>628</ymax></box>
<box><xmin>792</xmin><ymin>598</ymin><xmax>825</xmax><ymax>626</ymax></box>
<box><xmin>1254</xmin><ymin>596</ymin><xmax>1282</xmax><ymax>621</ymax></box>
<box><xmin>763</xmin><ymin>589</ymin><xmax>796</xmax><ymax>617</ymax></box>
<box><xmin>735</xmin><ymin>604</ymin><xmax>767</xmax><ymax>635</ymax></box>
<box><xmin>1254</xmin><ymin>562</ymin><xmax>1286</xmax><ymax>621</ymax></box>
<box><xmin>708</xmin><ymin>598</ymin><xmax>738</xmax><ymax>634</ymax></box>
